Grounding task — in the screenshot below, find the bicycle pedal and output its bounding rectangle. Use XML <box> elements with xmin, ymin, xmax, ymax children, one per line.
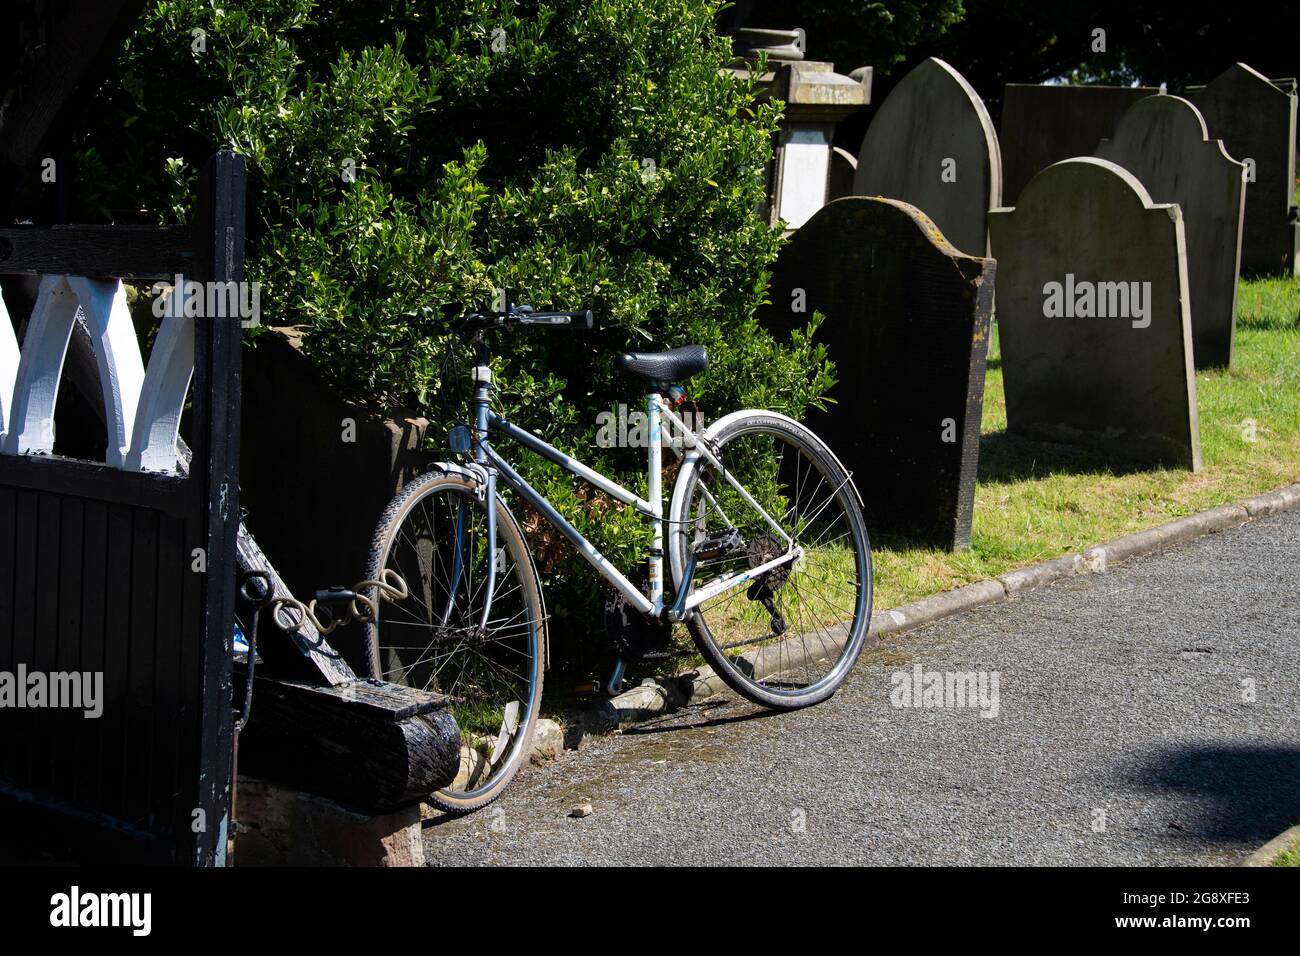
<box><xmin>692</xmin><ymin>528</ymin><xmax>745</xmax><ymax>560</ymax></box>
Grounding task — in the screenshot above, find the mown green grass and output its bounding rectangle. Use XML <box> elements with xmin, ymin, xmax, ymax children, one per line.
<box><xmin>871</xmin><ymin>275</ymin><xmax>1300</xmax><ymax>610</ymax></box>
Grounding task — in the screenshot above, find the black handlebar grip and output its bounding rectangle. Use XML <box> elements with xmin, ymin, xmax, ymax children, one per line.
<box><xmin>518</xmin><ymin>309</ymin><xmax>594</xmax><ymax>329</ymax></box>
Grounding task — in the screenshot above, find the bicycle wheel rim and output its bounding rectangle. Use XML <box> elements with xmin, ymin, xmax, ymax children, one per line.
<box><xmin>368</xmin><ymin>477</ymin><xmax>543</xmax><ymax>806</ymax></box>
<box><xmin>678</xmin><ymin>418</ymin><xmax>871</xmax><ymax>702</ymax></box>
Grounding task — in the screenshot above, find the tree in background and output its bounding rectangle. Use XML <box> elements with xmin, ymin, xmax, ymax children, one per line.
<box><xmin>73</xmin><ymin>0</ymin><xmax>835</xmax><ymax>668</ymax></box>
<box><xmin>724</xmin><ymin>1</ymin><xmax>1297</xmax><ymax>125</ymax></box>
<box><xmin>901</xmin><ymin>0</ymin><xmax>1299</xmax><ymax>119</ymax></box>
<box><xmin>723</xmin><ymin>0</ymin><xmax>966</xmax><ymax>76</ymax></box>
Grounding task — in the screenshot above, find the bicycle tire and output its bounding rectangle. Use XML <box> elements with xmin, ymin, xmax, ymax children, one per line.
<box><xmin>668</xmin><ymin>411</ymin><xmax>873</xmax><ymax>709</ymax></box>
<box><xmin>362</xmin><ymin>470</ymin><xmax>546</xmax><ymax>815</ymax></box>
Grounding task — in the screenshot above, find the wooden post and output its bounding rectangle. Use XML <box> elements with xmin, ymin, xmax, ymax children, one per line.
<box><xmin>190</xmin><ymin>149</ymin><xmax>246</xmax><ymax>866</ymax></box>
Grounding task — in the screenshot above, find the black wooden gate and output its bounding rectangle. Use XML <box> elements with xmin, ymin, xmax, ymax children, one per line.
<box><xmin>0</xmin><ymin>150</ymin><xmax>245</xmax><ymax>865</ymax></box>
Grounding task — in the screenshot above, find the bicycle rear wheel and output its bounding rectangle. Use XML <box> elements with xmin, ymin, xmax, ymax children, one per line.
<box><xmin>363</xmin><ymin>470</ymin><xmax>545</xmax><ymax>814</ymax></box>
<box><xmin>669</xmin><ymin>411</ymin><xmax>872</xmax><ymax>709</ymax></box>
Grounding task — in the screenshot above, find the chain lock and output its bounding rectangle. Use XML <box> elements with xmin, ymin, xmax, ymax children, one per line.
<box><xmin>267</xmin><ymin>567</ymin><xmax>409</xmax><ymax>635</ymax></box>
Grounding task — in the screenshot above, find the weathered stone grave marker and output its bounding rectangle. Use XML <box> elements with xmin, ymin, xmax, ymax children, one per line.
<box><xmin>1096</xmin><ymin>94</ymin><xmax>1246</xmax><ymax>368</ymax></box>
<box><xmin>1190</xmin><ymin>63</ymin><xmax>1299</xmax><ymax>276</ymax></box>
<box><xmin>853</xmin><ymin>57</ymin><xmax>1001</xmax><ymax>256</ymax></box>
<box><xmin>758</xmin><ymin>196</ymin><xmax>995</xmax><ymax>550</ymax></box>
<box><xmin>988</xmin><ymin>158</ymin><xmax>1201</xmax><ymax>471</ymax></box>
<box><xmin>1000</xmin><ymin>84</ymin><xmax>1161</xmax><ymax>203</ymax></box>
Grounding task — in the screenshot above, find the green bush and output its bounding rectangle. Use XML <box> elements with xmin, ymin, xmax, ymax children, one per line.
<box><xmin>78</xmin><ymin>0</ymin><xmax>834</xmax><ymax>671</ymax></box>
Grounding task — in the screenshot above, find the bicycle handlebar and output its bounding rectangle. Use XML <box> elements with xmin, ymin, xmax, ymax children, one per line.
<box><xmin>451</xmin><ymin>306</ymin><xmax>594</xmax><ymax>335</ymax></box>
<box><xmin>516</xmin><ymin>309</ymin><xmax>594</xmax><ymax>329</ymax></box>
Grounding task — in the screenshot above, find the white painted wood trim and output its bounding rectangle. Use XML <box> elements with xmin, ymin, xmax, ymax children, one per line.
<box><xmin>0</xmin><ymin>286</ymin><xmax>20</xmax><ymax>445</ymax></box>
<box><xmin>126</xmin><ymin>302</ymin><xmax>194</xmax><ymax>474</ymax></box>
<box><xmin>3</xmin><ymin>275</ymin><xmax>81</xmax><ymax>456</ymax></box>
<box><xmin>65</xmin><ymin>276</ymin><xmax>145</xmax><ymax>469</ymax></box>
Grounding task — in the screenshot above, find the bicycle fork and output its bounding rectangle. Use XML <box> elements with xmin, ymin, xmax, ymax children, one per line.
<box><xmin>439</xmin><ymin>467</ymin><xmax>499</xmax><ymax>633</ymax></box>
<box><xmin>458</xmin><ymin>343</ymin><xmax>499</xmax><ymax>633</ymax></box>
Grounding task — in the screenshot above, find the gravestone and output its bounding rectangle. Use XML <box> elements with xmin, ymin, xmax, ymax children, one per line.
<box><xmin>853</xmin><ymin>58</ymin><xmax>1001</xmax><ymax>256</ymax></box>
<box><xmin>758</xmin><ymin>196</ymin><xmax>995</xmax><ymax>550</ymax></box>
<box><xmin>827</xmin><ymin>146</ymin><xmax>857</xmax><ymax>202</ymax></box>
<box><xmin>988</xmin><ymin>158</ymin><xmax>1201</xmax><ymax>471</ymax></box>
<box><xmin>1190</xmin><ymin>63</ymin><xmax>1299</xmax><ymax>276</ymax></box>
<box><xmin>1096</xmin><ymin>94</ymin><xmax>1246</xmax><ymax>369</ymax></box>
<box><xmin>1000</xmin><ymin>84</ymin><xmax>1161</xmax><ymax>203</ymax></box>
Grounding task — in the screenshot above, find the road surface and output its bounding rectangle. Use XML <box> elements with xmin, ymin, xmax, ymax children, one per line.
<box><xmin>427</xmin><ymin>507</ymin><xmax>1300</xmax><ymax>865</ymax></box>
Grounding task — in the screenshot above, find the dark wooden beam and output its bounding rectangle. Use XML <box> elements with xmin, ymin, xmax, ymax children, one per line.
<box><xmin>233</xmin><ymin>672</ymin><xmax>460</xmax><ymax>813</ymax></box>
<box><xmin>0</xmin><ymin>453</ymin><xmax>191</xmax><ymax>515</ymax></box>
<box><xmin>0</xmin><ymin>225</ymin><xmax>195</xmax><ymax>278</ymax></box>
<box><xmin>190</xmin><ymin>148</ymin><xmax>244</xmax><ymax>867</ymax></box>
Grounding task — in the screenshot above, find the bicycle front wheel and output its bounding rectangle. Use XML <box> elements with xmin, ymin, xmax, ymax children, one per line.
<box><xmin>363</xmin><ymin>470</ymin><xmax>545</xmax><ymax>814</ymax></box>
<box><xmin>669</xmin><ymin>411</ymin><xmax>872</xmax><ymax>709</ymax></box>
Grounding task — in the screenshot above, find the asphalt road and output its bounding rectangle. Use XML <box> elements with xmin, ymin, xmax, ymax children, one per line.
<box><xmin>426</xmin><ymin>508</ymin><xmax>1300</xmax><ymax>865</ymax></box>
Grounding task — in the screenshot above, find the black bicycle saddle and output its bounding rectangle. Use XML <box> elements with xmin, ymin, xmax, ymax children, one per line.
<box><xmin>615</xmin><ymin>345</ymin><xmax>709</xmax><ymax>383</ymax></box>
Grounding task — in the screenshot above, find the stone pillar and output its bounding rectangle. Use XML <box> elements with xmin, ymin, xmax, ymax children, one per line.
<box><xmin>728</xmin><ymin>28</ymin><xmax>871</xmax><ymax>231</ymax></box>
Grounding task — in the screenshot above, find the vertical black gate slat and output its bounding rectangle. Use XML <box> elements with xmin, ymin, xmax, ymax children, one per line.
<box><xmin>154</xmin><ymin>515</ymin><xmax>186</xmax><ymax>838</ymax></box>
<box><xmin>102</xmin><ymin>504</ymin><xmax>134</xmax><ymax>823</ymax></box>
<box><xmin>175</xmin><ymin>515</ymin><xmax>204</xmax><ymax>848</ymax></box>
<box><xmin>11</xmin><ymin>493</ymin><xmax>38</xmax><ymax>785</ymax></box>
<box><xmin>126</xmin><ymin>509</ymin><xmax>159</xmax><ymax>829</ymax></box>
<box><xmin>0</xmin><ymin>488</ymin><xmax>16</xmax><ymax>784</ymax></box>
<box><xmin>54</xmin><ymin>496</ymin><xmax>85</xmax><ymax>800</ymax></box>
<box><xmin>77</xmin><ymin>500</ymin><xmax>109</xmax><ymax>810</ymax></box>
<box><xmin>32</xmin><ymin>493</ymin><xmax>63</xmax><ymax>793</ymax></box>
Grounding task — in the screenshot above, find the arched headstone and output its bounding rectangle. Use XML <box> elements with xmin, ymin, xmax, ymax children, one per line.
<box><xmin>758</xmin><ymin>196</ymin><xmax>995</xmax><ymax>550</ymax></box>
<box><xmin>827</xmin><ymin>146</ymin><xmax>858</xmax><ymax>203</ymax></box>
<box><xmin>988</xmin><ymin>158</ymin><xmax>1201</xmax><ymax>471</ymax></box>
<box><xmin>1096</xmin><ymin>94</ymin><xmax>1246</xmax><ymax>369</ymax></box>
<box><xmin>1190</xmin><ymin>63</ymin><xmax>1299</xmax><ymax>276</ymax></box>
<box><xmin>1000</xmin><ymin>84</ymin><xmax>1160</xmax><ymax>203</ymax></box>
<box><xmin>853</xmin><ymin>58</ymin><xmax>1001</xmax><ymax>257</ymax></box>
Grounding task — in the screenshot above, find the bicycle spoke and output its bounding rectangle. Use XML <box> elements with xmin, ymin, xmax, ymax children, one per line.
<box><xmin>369</xmin><ymin>478</ymin><xmax>542</xmax><ymax>808</ymax></box>
<box><xmin>682</xmin><ymin>421</ymin><xmax>870</xmax><ymax>701</ymax></box>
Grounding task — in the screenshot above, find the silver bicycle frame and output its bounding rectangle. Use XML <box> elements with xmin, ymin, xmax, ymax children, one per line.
<box><xmin>466</xmin><ymin>366</ymin><xmax>799</xmax><ymax>627</ymax></box>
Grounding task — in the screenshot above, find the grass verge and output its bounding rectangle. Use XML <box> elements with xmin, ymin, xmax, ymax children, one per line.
<box><xmin>1271</xmin><ymin>837</ymin><xmax>1300</xmax><ymax>867</ymax></box>
<box><xmin>872</xmin><ymin>275</ymin><xmax>1300</xmax><ymax>610</ymax></box>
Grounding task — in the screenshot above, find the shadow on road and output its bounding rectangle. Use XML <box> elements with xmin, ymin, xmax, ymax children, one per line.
<box><xmin>619</xmin><ymin>699</ymin><xmax>776</xmax><ymax>737</ymax></box>
<box><xmin>1129</xmin><ymin>744</ymin><xmax>1300</xmax><ymax>843</ymax></box>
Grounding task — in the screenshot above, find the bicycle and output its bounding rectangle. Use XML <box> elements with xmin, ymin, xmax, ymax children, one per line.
<box><xmin>361</xmin><ymin>302</ymin><xmax>873</xmax><ymax>813</ymax></box>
